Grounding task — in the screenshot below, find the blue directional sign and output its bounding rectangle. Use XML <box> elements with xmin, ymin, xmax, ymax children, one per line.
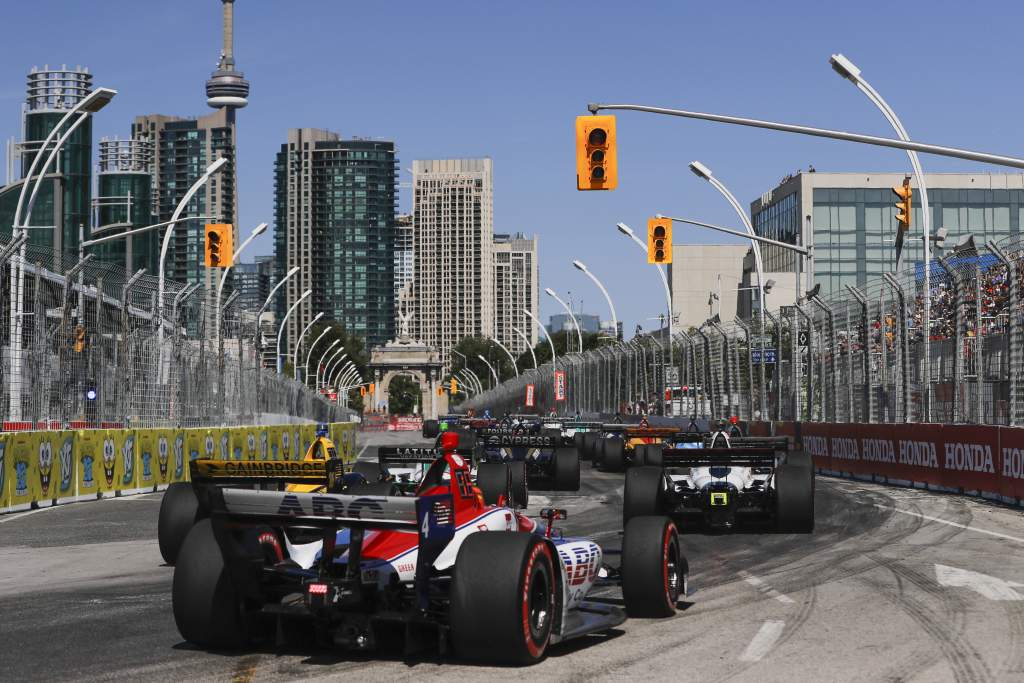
<box><xmin>751</xmin><ymin>348</ymin><xmax>777</xmax><ymax>364</ymax></box>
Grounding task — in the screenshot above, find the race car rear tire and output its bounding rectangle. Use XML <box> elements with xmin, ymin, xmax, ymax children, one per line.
<box><xmin>775</xmin><ymin>463</ymin><xmax>814</xmax><ymax>533</ymax></box>
<box><xmin>422</xmin><ymin>419</ymin><xmax>439</xmax><ymax>439</ymax></box>
<box><xmin>455</xmin><ymin>428</ymin><xmax>477</xmax><ymax>451</ymax></box>
<box><xmin>477</xmin><ymin>462</ymin><xmax>511</xmax><ymax>506</ymax></box>
<box><xmin>624</xmin><ymin>466</ymin><xmax>664</xmax><ymax>524</ymax></box>
<box><xmin>173</xmin><ymin>518</ymin><xmax>248</xmax><ymax>649</ymax></box>
<box><xmin>451</xmin><ymin>532</ymin><xmax>557</xmax><ymax>665</ymax></box>
<box><xmin>785</xmin><ymin>450</ymin><xmax>812</xmax><ymax>469</ymax></box>
<box><xmin>581</xmin><ymin>432</ymin><xmax>599</xmax><ymax>461</ymax></box>
<box><xmin>509</xmin><ymin>460</ymin><xmax>529</xmax><ymax>507</ymax></box>
<box><xmin>644</xmin><ymin>445</ymin><xmax>664</xmax><ymax>468</ymax></box>
<box><xmin>158</xmin><ymin>482</ymin><xmax>202</xmax><ymax>566</ymax></box>
<box><xmin>633</xmin><ymin>444</ymin><xmax>647</xmax><ymax>466</ymax></box>
<box><xmin>359</xmin><ymin>481</ymin><xmax>400</xmax><ymax>496</ymax></box>
<box><xmin>602</xmin><ymin>439</ymin><xmax>625</xmax><ymax>472</ymax></box>
<box><xmin>573</xmin><ymin>432</ymin><xmax>586</xmax><ymax>454</ymax></box>
<box><xmin>352</xmin><ymin>460</ymin><xmax>384</xmax><ymax>482</ymax></box>
<box><xmin>621</xmin><ymin>516</ymin><xmax>684</xmax><ymax>618</ymax></box>
<box><xmin>553</xmin><ymin>448</ymin><xmax>580</xmax><ymax>491</ymax></box>
<box><xmin>592</xmin><ymin>438</ymin><xmax>606</xmax><ymax>468</ymax></box>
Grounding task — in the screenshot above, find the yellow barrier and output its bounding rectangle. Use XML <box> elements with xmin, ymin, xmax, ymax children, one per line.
<box><xmin>0</xmin><ymin>421</ymin><xmax>358</xmax><ymax>513</ymax></box>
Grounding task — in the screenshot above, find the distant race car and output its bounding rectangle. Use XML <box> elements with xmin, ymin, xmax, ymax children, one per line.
<box><xmin>476</xmin><ymin>426</ymin><xmax>581</xmax><ymax>494</ymax></box>
<box><xmin>170</xmin><ymin>436</ymin><xmax>686</xmax><ymax>665</ymax></box>
<box><xmin>623</xmin><ymin>428</ymin><xmax>814</xmax><ymax>533</ymax></box>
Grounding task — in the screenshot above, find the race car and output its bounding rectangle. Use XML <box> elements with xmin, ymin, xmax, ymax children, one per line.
<box><xmin>170</xmin><ymin>433</ymin><xmax>686</xmax><ymax>665</ymax></box>
<box><xmin>623</xmin><ymin>427</ymin><xmax>814</xmax><ymax>533</ymax></box>
<box><xmin>476</xmin><ymin>426</ymin><xmax>581</xmax><ymax>493</ymax></box>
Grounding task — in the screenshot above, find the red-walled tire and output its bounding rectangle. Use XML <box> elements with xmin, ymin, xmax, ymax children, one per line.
<box><xmin>621</xmin><ymin>516</ymin><xmax>685</xmax><ymax>618</ymax></box>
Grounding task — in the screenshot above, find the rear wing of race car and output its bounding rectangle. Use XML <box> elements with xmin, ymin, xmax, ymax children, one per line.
<box><xmin>189</xmin><ymin>458</ymin><xmax>345</xmax><ymax>487</ymax></box>
<box><xmin>376</xmin><ymin>446</ymin><xmax>473</xmax><ymax>470</ymax></box>
<box><xmin>725</xmin><ymin>436</ymin><xmax>791</xmax><ymax>450</ymax></box>
<box><xmin>480</xmin><ymin>433</ymin><xmax>560</xmax><ymax>449</ymax></box>
<box><xmin>660</xmin><ymin>447</ymin><xmax>781</xmax><ymax>469</ymax></box>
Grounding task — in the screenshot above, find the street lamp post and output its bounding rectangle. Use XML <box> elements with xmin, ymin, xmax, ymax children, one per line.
<box><xmin>512</xmin><ymin>326</ymin><xmax>538</xmax><ymax>369</ymax></box>
<box><xmin>490</xmin><ymin>336</ymin><xmax>520</xmax><ymax>378</ymax></box>
<box><xmin>829</xmin><ymin>53</ymin><xmax>933</xmax><ymax>422</ymax></box>
<box><xmin>616</xmin><ymin>223</ymin><xmax>674</xmax><ymax>368</ymax></box>
<box><xmin>303</xmin><ymin>328</ymin><xmax>332</xmax><ymax>388</ymax></box>
<box><xmin>316</xmin><ymin>346</ymin><xmax>344</xmax><ymax>391</ymax></box>
<box><xmin>276</xmin><ymin>289</ymin><xmax>311</xmax><ymax>374</ymax></box>
<box><xmin>215</xmin><ymin>222</ymin><xmax>267</xmax><ymax>349</ymax></box>
<box><xmin>686</xmin><ymin>162</ymin><xmax>768</xmax><ymax>417</ymax></box>
<box><xmin>545</xmin><ymin>288</ymin><xmax>584</xmax><ymax>353</ymax></box>
<box><xmin>293</xmin><ymin>312</ymin><xmax>325</xmax><ymax>381</ymax></box>
<box><xmin>572</xmin><ymin>260</ymin><xmax>618</xmax><ymax>340</ymax></box>
<box><xmin>524</xmin><ymin>308</ymin><xmax>557</xmax><ymax>407</ymax></box>
<box><xmin>477</xmin><ymin>354</ymin><xmax>500</xmax><ymax>389</ymax></box>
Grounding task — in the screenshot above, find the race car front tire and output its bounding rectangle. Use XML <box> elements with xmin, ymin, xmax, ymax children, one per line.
<box><xmin>172</xmin><ymin>518</ymin><xmax>248</xmax><ymax>649</ymax></box>
<box><xmin>785</xmin><ymin>450</ymin><xmax>812</xmax><ymax>470</ymax></box>
<box><xmin>775</xmin><ymin>463</ymin><xmax>814</xmax><ymax>533</ymax></box>
<box><xmin>553</xmin><ymin>448</ymin><xmax>580</xmax><ymax>491</ymax></box>
<box><xmin>602</xmin><ymin>439</ymin><xmax>626</xmax><ymax>472</ymax></box>
<box><xmin>581</xmin><ymin>432</ymin><xmax>599</xmax><ymax>461</ymax></box>
<box><xmin>509</xmin><ymin>460</ymin><xmax>529</xmax><ymax>507</ymax></box>
<box><xmin>633</xmin><ymin>444</ymin><xmax>648</xmax><ymax>466</ymax></box>
<box><xmin>422</xmin><ymin>419</ymin><xmax>439</xmax><ymax>439</ymax></box>
<box><xmin>621</xmin><ymin>516</ymin><xmax>684</xmax><ymax>618</ymax></box>
<box><xmin>573</xmin><ymin>432</ymin><xmax>586</xmax><ymax>454</ymax></box>
<box><xmin>592</xmin><ymin>437</ymin><xmax>606</xmax><ymax>468</ymax></box>
<box><xmin>644</xmin><ymin>445</ymin><xmax>664</xmax><ymax>468</ymax></box>
<box><xmin>624</xmin><ymin>466</ymin><xmax>664</xmax><ymax>524</ymax></box>
<box><xmin>451</xmin><ymin>532</ymin><xmax>557</xmax><ymax>665</ymax></box>
<box><xmin>158</xmin><ymin>482</ymin><xmax>202</xmax><ymax>566</ymax></box>
<box><xmin>477</xmin><ymin>462</ymin><xmax>511</xmax><ymax>506</ymax></box>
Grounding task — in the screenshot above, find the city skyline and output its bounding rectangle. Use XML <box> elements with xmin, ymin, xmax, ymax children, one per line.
<box><xmin>4</xmin><ymin>1</ymin><xmax>1024</xmax><ymax>336</ymax></box>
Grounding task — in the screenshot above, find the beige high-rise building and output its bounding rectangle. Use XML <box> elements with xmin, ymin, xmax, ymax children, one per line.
<box><xmin>493</xmin><ymin>232</ymin><xmax>538</xmax><ymax>355</ymax></box>
<box><xmin>411</xmin><ymin>159</ymin><xmax>494</xmax><ymax>362</ymax></box>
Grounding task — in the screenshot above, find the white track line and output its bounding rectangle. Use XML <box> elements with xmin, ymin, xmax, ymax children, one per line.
<box><xmin>737</xmin><ymin>570</ymin><xmax>795</xmax><ymax>604</ymax></box>
<box><xmin>0</xmin><ymin>506</ymin><xmax>61</xmax><ymax>524</ymax></box>
<box><xmin>740</xmin><ymin>620</ymin><xmax>786</xmax><ymax>662</ymax></box>
<box><xmin>356</xmin><ymin>444</ymin><xmax>369</xmax><ymax>460</ymax></box>
<box><xmin>873</xmin><ymin>504</ymin><xmax>1024</xmax><ymax>545</ymax></box>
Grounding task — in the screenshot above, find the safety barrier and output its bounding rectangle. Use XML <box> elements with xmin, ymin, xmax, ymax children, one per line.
<box><xmin>0</xmin><ymin>421</ymin><xmax>358</xmax><ymax>513</ymax></box>
<box><xmin>750</xmin><ymin>421</ymin><xmax>1024</xmax><ymax>506</ymax></box>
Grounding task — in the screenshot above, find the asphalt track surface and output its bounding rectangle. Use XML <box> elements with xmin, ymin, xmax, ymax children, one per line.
<box><xmin>3</xmin><ymin>431</ymin><xmax>1024</xmax><ymax>682</ymax></box>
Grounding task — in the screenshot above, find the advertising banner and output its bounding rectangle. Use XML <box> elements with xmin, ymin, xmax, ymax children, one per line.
<box><xmin>0</xmin><ymin>433</ymin><xmax>10</xmax><ymax>512</ymax></box>
<box><xmin>136</xmin><ymin>429</ymin><xmax>159</xmax><ymax>491</ymax></box>
<box><xmin>525</xmin><ymin>384</ymin><xmax>535</xmax><ymax>408</ymax></box>
<box><xmin>75</xmin><ymin>429</ymin><xmax>103</xmax><ymax>500</ymax></box>
<box><xmin>52</xmin><ymin>431</ymin><xmax>77</xmax><ymax>504</ymax></box>
<box><xmin>8</xmin><ymin>431</ymin><xmax>38</xmax><ymax>511</ymax></box>
<box><xmin>554</xmin><ymin>372</ymin><xmax>566</xmax><ymax>402</ymax></box>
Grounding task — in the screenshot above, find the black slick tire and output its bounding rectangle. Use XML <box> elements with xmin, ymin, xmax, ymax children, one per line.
<box><xmin>422</xmin><ymin>419</ymin><xmax>439</xmax><ymax>439</ymax></box>
<box><xmin>775</xmin><ymin>463</ymin><xmax>814</xmax><ymax>533</ymax></box>
<box><xmin>450</xmin><ymin>532</ymin><xmax>557</xmax><ymax>665</ymax></box>
<box><xmin>158</xmin><ymin>482</ymin><xmax>201</xmax><ymax>566</ymax></box>
<box><xmin>509</xmin><ymin>460</ymin><xmax>529</xmax><ymax>507</ymax></box>
<box><xmin>352</xmin><ymin>460</ymin><xmax>384</xmax><ymax>482</ymax></box>
<box><xmin>592</xmin><ymin>438</ymin><xmax>606</xmax><ymax>469</ymax></box>
<box><xmin>573</xmin><ymin>432</ymin><xmax>586</xmax><ymax>454</ymax></box>
<box><xmin>602</xmin><ymin>439</ymin><xmax>625</xmax><ymax>472</ymax></box>
<box><xmin>359</xmin><ymin>481</ymin><xmax>399</xmax><ymax>496</ymax></box>
<box><xmin>553</xmin><ymin>448</ymin><xmax>580</xmax><ymax>491</ymax></box>
<box><xmin>172</xmin><ymin>518</ymin><xmax>248</xmax><ymax>649</ymax></box>
<box><xmin>621</xmin><ymin>516</ymin><xmax>683</xmax><ymax>618</ymax></box>
<box><xmin>645</xmin><ymin>445</ymin><xmax>664</xmax><ymax>468</ymax></box>
<box><xmin>624</xmin><ymin>466</ymin><xmax>664</xmax><ymax>525</ymax></box>
<box><xmin>581</xmin><ymin>432</ymin><xmax>599</xmax><ymax>462</ymax></box>
<box><xmin>476</xmin><ymin>462</ymin><xmax>511</xmax><ymax>506</ymax></box>
<box><xmin>785</xmin><ymin>450</ymin><xmax>812</xmax><ymax>469</ymax></box>
<box><xmin>455</xmin><ymin>428</ymin><xmax>477</xmax><ymax>451</ymax></box>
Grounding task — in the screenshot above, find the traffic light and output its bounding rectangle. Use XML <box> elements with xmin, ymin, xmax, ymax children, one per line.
<box><xmin>647</xmin><ymin>217</ymin><xmax>672</xmax><ymax>264</ymax></box>
<box><xmin>369</xmin><ymin>383</ymin><xmax>376</xmax><ymax>394</ymax></box>
<box><xmin>204</xmin><ymin>223</ymin><xmax>234</xmax><ymax>268</ymax></box>
<box><xmin>893</xmin><ymin>177</ymin><xmax>912</xmax><ymax>232</ymax></box>
<box><xmin>437</xmin><ymin>386</ymin><xmax>443</xmax><ymax>397</ymax></box>
<box><xmin>73</xmin><ymin>325</ymin><xmax>86</xmax><ymax>353</ymax></box>
<box><xmin>575</xmin><ymin>115</ymin><xmax>617</xmax><ymax>191</ymax></box>
<box><xmin>449</xmin><ymin>378</ymin><xmax>458</xmax><ymax>394</ymax></box>
<box><xmin>360</xmin><ymin>386</ymin><xmax>366</xmax><ymax>397</ymax></box>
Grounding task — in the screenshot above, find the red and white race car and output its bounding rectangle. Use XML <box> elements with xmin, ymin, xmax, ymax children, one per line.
<box><xmin>172</xmin><ymin>433</ymin><xmax>687</xmax><ymax>665</ymax></box>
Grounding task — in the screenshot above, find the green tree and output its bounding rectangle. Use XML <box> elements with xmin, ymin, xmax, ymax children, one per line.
<box><xmin>515</xmin><ymin>330</ymin><xmax>615</xmax><ymax>372</ymax></box>
<box><xmin>388</xmin><ymin>375</ymin><xmax>420</xmax><ymax>415</ymax></box>
<box><xmin>299</xmin><ymin>322</ymin><xmax>371</xmax><ymax>412</ymax></box>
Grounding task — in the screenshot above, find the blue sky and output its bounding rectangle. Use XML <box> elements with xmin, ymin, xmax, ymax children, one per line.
<box><xmin>3</xmin><ymin>0</ymin><xmax>1024</xmax><ymax>336</ymax></box>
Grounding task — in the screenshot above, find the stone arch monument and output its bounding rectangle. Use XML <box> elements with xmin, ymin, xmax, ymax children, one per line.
<box><xmin>365</xmin><ymin>312</ymin><xmax>447</xmax><ymax>418</ymax></box>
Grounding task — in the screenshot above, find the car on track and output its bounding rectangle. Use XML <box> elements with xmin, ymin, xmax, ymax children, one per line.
<box><xmin>623</xmin><ymin>429</ymin><xmax>814</xmax><ymax>533</ymax></box>
<box><xmin>475</xmin><ymin>426</ymin><xmax>581</xmax><ymax>494</ymax></box>
<box><xmin>170</xmin><ymin>435</ymin><xmax>686</xmax><ymax>664</ymax></box>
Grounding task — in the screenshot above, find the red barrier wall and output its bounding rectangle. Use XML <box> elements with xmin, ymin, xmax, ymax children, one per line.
<box><xmin>748</xmin><ymin>421</ymin><xmax>1024</xmax><ymax>505</ymax></box>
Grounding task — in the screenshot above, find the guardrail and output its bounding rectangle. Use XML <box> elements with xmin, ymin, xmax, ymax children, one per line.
<box><xmin>0</xmin><ymin>421</ymin><xmax>357</xmax><ymax>513</ymax></box>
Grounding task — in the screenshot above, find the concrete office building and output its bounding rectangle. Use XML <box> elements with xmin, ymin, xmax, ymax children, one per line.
<box><xmin>273</xmin><ymin>128</ymin><xmax>397</xmax><ymax>351</ymax></box>
<box><xmin>668</xmin><ymin>244</ymin><xmax>748</xmax><ymax>330</ymax></box>
<box><xmin>233</xmin><ymin>254</ymin><xmax>273</xmax><ymax>312</ymax></box>
<box><xmin>493</xmin><ymin>232</ymin><xmax>538</xmax><ymax>355</ymax></box>
<box><xmin>410</xmin><ymin>158</ymin><xmax>494</xmax><ymax>362</ymax></box>
<box><xmin>1</xmin><ymin>65</ymin><xmax>95</xmax><ymax>258</ymax></box>
<box><xmin>394</xmin><ymin>213</ymin><xmax>414</xmax><ymax>317</ymax></box>
<box><xmin>549</xmin><ymin>312</ymin><xmax>600</xmax><ymax>335</ymax></box>
<box><xmin>750</xmin><ymin>171</ymin><xmax>1024</xmax><ymax>298</ymax></box>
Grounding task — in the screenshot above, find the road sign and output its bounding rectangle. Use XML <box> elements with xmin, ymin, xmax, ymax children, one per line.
<box><xmin>798</xmin><ymin>331</ymin><xmax>809</xmax><ymax>347</ymax></box>
<box><xmin>554</xmin><ymin>372</ymin><xmax>566</xmax><ymax>401</ymax></box>
<box><xmin>751</xmin><ymin>348</ymin><xmax>777</xmax><ymax>364</ymax></box>
<box><xmin>525</xmin><ymin>384</ymin><xmax>535</xmax><ymax>408</ymax></box>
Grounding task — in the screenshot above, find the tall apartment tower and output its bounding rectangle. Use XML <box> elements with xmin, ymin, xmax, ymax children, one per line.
<box><xmin>493</xmin><ymin>232</ymin><xmax>538</xmax><ymax>355</ymax></box>
<box><xmin>411</xmin><ymin>158</ymin><xmax>494</xmax><ymax>362</ymax></box>
<box><xmin>273</xmin><ymin>128</ymin><xmax>397</xmax><ymax>352</ymax></box>
<box><xmin>0</xmin><ymin>65</ymin><xmax>94</xmax><ymax>257</ymax></box>
<box><xmin>93</xmin><ymin>137</ymin><xmax>156</xmax><ymax>273</ymax></box>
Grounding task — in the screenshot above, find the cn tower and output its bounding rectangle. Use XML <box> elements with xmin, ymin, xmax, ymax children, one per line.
<box><xmin>205</xmin><ymin>0</ymin><xmax>249</xmax><ymax>111</ymax></box>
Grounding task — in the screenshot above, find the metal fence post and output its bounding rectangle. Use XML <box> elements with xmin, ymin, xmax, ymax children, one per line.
<box><xmin>882</xmin><ymin>273</ymin><xmax>910</xmax><ymax>423</ymax></box>
<box><xmin>987</xmin><ymin>239</ymin><xmax>1019</xmax><ymax>425</ymax></box>
<box><xmin>808</xmin><ymin>296</ymin><xmax>838</xmax><ymax>422</ymax></box>
<box><xmin>794</xmin><ymin>304</ymin><xmax>815</xmax><ymax>420</ymax></box>
<box><xmin>938</xmin><ymin>256</ymin><xmax>963</xmax><ymax>423</ymax></box>
<box><xmin>696</xmin><ymin>323</ymin><xmax>715</xmax><ymax>418</ymax></box>
<box><xmin>846</xmin><ymin>285</ymin><xmax>871</xmax><ymax>423</ymax></box>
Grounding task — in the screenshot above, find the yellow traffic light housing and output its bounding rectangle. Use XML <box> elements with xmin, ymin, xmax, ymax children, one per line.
<box><xmin>360</xmin><ymin>386</ymin><xmax>366</xmax><ymax>397</ymax></box>
<box><xmin>647</xmin><ymin>217</ymin><xmax>673</xmax><ymax>264</ymax></box>
<box><xmin>449</xmin><ymin>378</ymin><xmax>458</xmax><ymax>394</ymax></box>
<box><xmin>893</xmin><ymin>177</ymin><xmax>912</xmax><ymax>232</ymax></box>
<box><xmin>73</xmin><ymin>325</ymin><xmax>86</xmax><ymax>353</ymax></box>
<box><xmin>204</xmin><ymin>223</ymin><xmax>234</xmax><ymax>268</ymax></box>
<box><xmin>369</xmin><ymin>383</ymin><xmax>376</xmax><ymax>394</ymax></box>
<box><xmin>576</xmin><ymin>115</ymin><xmax>617</xmax><ymax>190</ymax></box>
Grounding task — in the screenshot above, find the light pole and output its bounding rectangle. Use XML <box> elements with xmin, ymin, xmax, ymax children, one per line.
<box><xmin>490</xmin><ymin>336</ymin><xmax>520</xmax><ymax>378</ymax></box>
<box><xmin>572</xmin><ymin>260</ymin><xmax>619</xmax><ymax>340</ymax></box>
<box><xmin>293</xmin><ymin>312</ymin><xmax>325</xmax><ymax>381</ymax></box>
<box><xmin>316</xmin><ymin>345</ymin><xmax>344</xmax><ymax>391</ymax></box>
<box><xmin>157</xmin><ymin>156</ymin><xmax>229</xmax><ymax>349</ymax></box>
<box><xmin>8</xmin><ymin>87</ymin><xmax>117</xmax><ymax>421</ymax></box>
<box><xmin>545</xmin><ymin>288</ymin><xmax>583</xmax><ymax>353</ymax></box>
<box><xmin>615</xmin><ymin>222</ymin><xmax>673</xmax><ymax>363</ymax></box>
<box><xmin>829</xmin><ymin>52</ymin><xmax>933</xmax><ymax>422</ymax></box>
<box><xmin>524</xmin><ymin>308</ymin><xmax>557</xmax><ymax>399</ymax></box>
<box><xmin>215</xmin><ymin>221</ymin><xmax>267</xmax><ymax>348</ymax></box>
<box><xmin>303</xmin><ymin>327</ymin><xmax>332</xmax><ymax>387</ymax></box>
<box><xmin>686</xmin><ymin>162</ymin><xmax>768</xmax><ymax>416</ymax></box>
<box><xmin>512</xmin><ymin>326</ymin><xmax>538</xmax><ymax>369</ymax></box>
<box><xmin>458</xmin><ymin>367</ymin><xmax>484</xmax><ymax>396</ymax></box>
<box><xmin>477</xmin><ymin>354</ymin><xmax>500</xmax><ymax>389</ymax></box>
<box><xmin>253</xmin><ymin>265</ymin><xmax>300</xmax><ymax>368</ymax></box>
<box><xmin>277</xmin><ymin>289</ymin><xmax>311</xmax><ymax>373</ymax></box>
